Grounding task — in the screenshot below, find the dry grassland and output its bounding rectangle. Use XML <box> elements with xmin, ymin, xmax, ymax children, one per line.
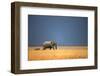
<box><xmin>28</xmin><ymin>46</ymin><xmax>88</xmax><ymax>60</ymax></box>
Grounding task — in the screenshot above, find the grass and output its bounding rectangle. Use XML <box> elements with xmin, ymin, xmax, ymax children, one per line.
<box><xmin>28</xmin><ymin>46</ymin><xmax>88</xmax><ymax>60</ymax></box>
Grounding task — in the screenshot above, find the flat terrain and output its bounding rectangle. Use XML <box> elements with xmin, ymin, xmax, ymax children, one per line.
<box><xmin>28</xmin><ymin>46</ymin><xmax>88</xmax><ymax>60</ymax></box>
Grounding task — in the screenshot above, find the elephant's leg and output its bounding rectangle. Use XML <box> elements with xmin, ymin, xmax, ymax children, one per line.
<box><xmin>43</xmin><ymin>47</ymin><xmax>46</xmax><ymax>50</ymax></box>
<box><xmin>54</xmin><ymin>44</ymin><xmax>57</xmax><ymax>50</ymax></box>
<box><xmin>50</xmin><ymin>47</ymin><xmax>52</xmax><ymax>50</ymax></box>
<box><xmin>51</xmin><ymin>45</ymin><xmax>54</xmax><ymax>50</ymax></box>
<box><xmin>56</xmin><ymin>45</ymin><xmax>57</xmax><ymax>49</ymax></box>
<box><xmin>53</xmin><ymin>46</ymin><xmax>54</xmax><ymax>50</ymax></box>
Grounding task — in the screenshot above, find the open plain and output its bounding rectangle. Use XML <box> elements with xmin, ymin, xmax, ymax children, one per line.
<box><xmin>28</xmin><ymin>46</ymin><xmax>88</xmax><ymax>60</ymax></box>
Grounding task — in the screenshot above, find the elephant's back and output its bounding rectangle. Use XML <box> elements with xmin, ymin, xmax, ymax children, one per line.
<box><xmin>43</xmin><ymin>41</ymin><xmax>52</xmax><ymax>45</ymax></box>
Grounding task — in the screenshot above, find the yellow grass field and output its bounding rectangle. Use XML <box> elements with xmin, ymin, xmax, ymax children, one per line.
<box><xmin>28</xmin><ymin>46</ymin><xmax>88</xmax><ymax>60</ymax></box>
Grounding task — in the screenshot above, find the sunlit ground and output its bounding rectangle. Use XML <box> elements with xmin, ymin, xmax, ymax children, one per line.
<box><xmin>28</xmin><ymin>46</ymin><xmax>88</xmax><ymax>61</ymax></box>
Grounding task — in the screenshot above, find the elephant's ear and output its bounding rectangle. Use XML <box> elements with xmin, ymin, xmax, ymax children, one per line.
<box><xmin>51</xmin><ymin>41</ymin><xmax>53</xmax><ymax>45</ymax></box>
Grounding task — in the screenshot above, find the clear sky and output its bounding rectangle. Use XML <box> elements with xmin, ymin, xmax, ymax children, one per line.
<box><xmin>28</xmin><ymin>15</ymin><xmax>88</xmax><ymax>46</ymax></box>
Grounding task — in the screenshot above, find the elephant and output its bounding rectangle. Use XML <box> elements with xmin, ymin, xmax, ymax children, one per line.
<box><xmin>43</xmin><ymin>41</ymin><xmax>57</xmax><ymax>50</ymax></box>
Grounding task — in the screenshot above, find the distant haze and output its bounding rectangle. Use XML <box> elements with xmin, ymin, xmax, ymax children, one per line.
<box><xmin>28</xmin><ymin>15</ymin><xmax>88</xmax><ymax>46</ymax></box>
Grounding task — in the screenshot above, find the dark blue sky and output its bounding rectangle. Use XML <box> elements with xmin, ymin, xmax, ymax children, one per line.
<box><xmin>28</xmin><ymin>15</ymin><xmax>88</xmax><ymax>46</ymax></box>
